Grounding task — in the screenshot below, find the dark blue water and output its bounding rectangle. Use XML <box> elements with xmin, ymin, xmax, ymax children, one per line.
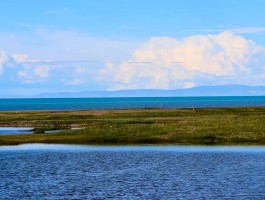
<box><xmin>0</xmin><ymin>144</ymin><xmax>265</xmax><ymax>199</ymax></box>
<box><xmin>0</xmin><ymin>96</ymin><xmax>264</xmax><ymax>111</ymax></box>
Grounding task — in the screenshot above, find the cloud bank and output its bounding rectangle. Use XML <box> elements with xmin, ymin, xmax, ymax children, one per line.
<box><xmin>0</xmin><ymin>51</ymin><xmax>105</xmax><ymax>95</ymax></box>
<box><xmin>101</xmin><ymin>31</ymin><xmax>265</xmax><ymax>90</ymax></box>
<box><xmin>1</xmin><ymin>31</ymin><xmax>265</xmax><ymax>95</ymax></box>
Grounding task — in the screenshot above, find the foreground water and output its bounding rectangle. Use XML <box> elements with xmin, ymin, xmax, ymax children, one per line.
<box><xmin>1</xmin><ymin>144</ymin><xmax>265</xmax><ymax>199</ymax></box>
<box><xmin>0</xmin><ymin>96</ymin><xmax>265</xmax><ymax>111</ymax></box>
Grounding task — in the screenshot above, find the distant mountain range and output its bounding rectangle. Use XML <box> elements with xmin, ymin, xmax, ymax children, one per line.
<box><xmin>31</xmin><ymin>85</ymin><xmax>265</xmax><ymax>98</ymax></box>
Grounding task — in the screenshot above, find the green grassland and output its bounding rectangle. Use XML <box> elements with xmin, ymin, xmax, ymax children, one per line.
<box><xmin>0</xmin><ymin>107</ymin><xmax>265</xmax><ymax>145</ymax></box>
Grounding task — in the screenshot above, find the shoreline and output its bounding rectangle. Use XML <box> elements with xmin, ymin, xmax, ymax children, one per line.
<box><xmin>0</xmin><ymin>107</ymin><xmax>265</xmax><ymax>146</ymax></box>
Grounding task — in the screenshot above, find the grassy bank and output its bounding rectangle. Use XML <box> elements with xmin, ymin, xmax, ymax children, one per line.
<box><xmin>0</xmin><ymin>107</ymin><xmax>265</xmax><ymax>145</ymax></box>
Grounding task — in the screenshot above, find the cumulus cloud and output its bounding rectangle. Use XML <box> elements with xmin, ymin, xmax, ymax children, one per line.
<box><xmin>1</xmin><ymin>52</ymin><xmax>53</xmax><ymax>83</ymax></box>
<box><xmin>17</xmin><ymin>64</ymin><xmax>52</xmax><ymax>83</ymax></box>
<box><xmin>0</xmin><ymin>52</ymin><xmax>8</xmax><ymax>75</ymax></box>
<box><xmin>0</xmin><ymin>51</ymin><xmax>17</xmax><ymax>76</ymax></box>
<box><xmin>12</xmin><ymin>54</ymin><xmax>30</xmax><ymax>63</ymax></box>
<box><xmin>34</xmin><ymin>65</ymin><xmax>50</xmax><ymax>78</ymax></box>
<box><xmin>0</xmin><ymin>49</ymin><xmax>107</xmax><ymax>96</ymax></box>
<box><xmin>100</xmin><ymin>31</ymin><xmax>265</xmax><ymax>89</ymax></box>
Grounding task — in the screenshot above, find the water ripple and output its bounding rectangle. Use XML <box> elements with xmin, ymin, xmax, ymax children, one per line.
<box><xmin>1</xmin><ymin>145</ymin><xmax>265</xmax><ymax>199</ymax></box>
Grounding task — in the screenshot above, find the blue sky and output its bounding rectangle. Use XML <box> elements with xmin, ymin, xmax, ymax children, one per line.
<box><xmin>0</xmin><ymin>0</ymin><xmax>265</xmax><ymax>95</ymax></box>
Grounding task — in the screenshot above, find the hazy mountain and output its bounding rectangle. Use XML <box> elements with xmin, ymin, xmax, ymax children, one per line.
<box><xmin>31</xmin><ymin>85</ymin><xmax>265</xmax><ymax>98</ymax></box>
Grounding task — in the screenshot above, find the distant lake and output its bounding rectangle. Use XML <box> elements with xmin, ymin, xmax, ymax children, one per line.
<box><xmin>0</xmin><ymin>96</ymin><xmax>264</xmax><ymax>111</ymax></box>
<box><xmin>1</xmin><ymin>144</ymin><xmax>265</xmax><ymax>199</ymax></box>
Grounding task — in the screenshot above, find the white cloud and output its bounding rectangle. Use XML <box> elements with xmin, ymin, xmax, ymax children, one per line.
<box><xmin>0</xmin><ymin>51</ymin><xmax>8</xmax><ymax>75</ymax></box>
<box><xmin>17</xmin><ymin>65</ymin><xmax>51</xmax><ymax>83</ymax></box>
<box><xmin>0</xmin><ymin>48</ymin><xmax>106</xmax><ymax>95</ymax></box>
<box><xmin>34</xmin><ymin>65</ymin><xmax>50</xmax><ymax>78</ymax></box>
<box><xmin>101</xmin><ymin>31</ymin><xmax>265</xmax><ymax>89</ymax></box>
<box><xmin>0</xmin><ymin>50</ymin><xmax>79</xmax><ymax>84</ymax></box>
<box><xmin>0</xmin><ymin>51</ymin><xmax>17</xmax><ymax>76</ymax></box>
<box><xmin>12</xmin><ymin>54</ymin><xmax>30</xmax><ymax>63</ymax></box>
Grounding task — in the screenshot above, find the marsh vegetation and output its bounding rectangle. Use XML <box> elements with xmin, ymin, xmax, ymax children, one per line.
<box><xmin>0</xmin><ymin>107</ymin><xmax>264</xmax><ymax>145</ymax></box>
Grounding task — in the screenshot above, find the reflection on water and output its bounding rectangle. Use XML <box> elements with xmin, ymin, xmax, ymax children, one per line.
<box><xmin>1</xmin><ymin>144</ymin><xmax>265</xmax><ymax>199</ymax></box>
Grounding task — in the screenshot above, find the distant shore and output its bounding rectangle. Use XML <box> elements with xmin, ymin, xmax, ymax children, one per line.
<box><xmin>0</xmin><ymin>107</ymin><xmax>265</xmax><ymax>146</ymax></box>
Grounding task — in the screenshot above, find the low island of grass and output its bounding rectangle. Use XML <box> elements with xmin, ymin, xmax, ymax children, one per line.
<box><xmin>0</xmin><ymin>107</ymin><xmax>265</xmax><ymax>145</ymax></box>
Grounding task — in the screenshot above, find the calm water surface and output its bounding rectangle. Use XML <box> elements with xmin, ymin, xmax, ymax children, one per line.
<box><xmin>0</xmin><ymin>127</ymin><xmax>63</xmax><ymax>135</ymax></box>
<box><xmin>0</xmin><ymin>127</ymin><xmax>33</xmax><ymax>135</ymax></box>
<box><xmin>1</xmin><ymin>144</ymin><xmax>265</xmax><ymax>199</ymax></box>
<box><xmin>0</xmin><ymin>96</ymin><xmax>265</xmax><ymax>111</ymax></box>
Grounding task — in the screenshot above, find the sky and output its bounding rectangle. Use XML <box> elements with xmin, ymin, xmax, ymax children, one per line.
<box><xmin>0</xmin><ymin>0</ymin><xmax>265</xmax><ymax>95</ymax></box>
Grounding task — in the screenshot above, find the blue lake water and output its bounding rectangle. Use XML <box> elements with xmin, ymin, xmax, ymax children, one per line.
<box><xmin>0</xmin><ymin>96</ymin><xmax>265</xmax><ymax>111</ymax></box>
<box><xmin>1</xmin><ymin>144</ymin><xmax>265</xmax><ymax>199</ymax></box>
<box><xmin>0</xmin><ymin>127</ymin><xmax>64</xmax><ymax>135</ymax></box>
<box><xmin>0</xmin><ymin>127</ymin><xmax>33</xmax><ymax>135</ymax></box>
